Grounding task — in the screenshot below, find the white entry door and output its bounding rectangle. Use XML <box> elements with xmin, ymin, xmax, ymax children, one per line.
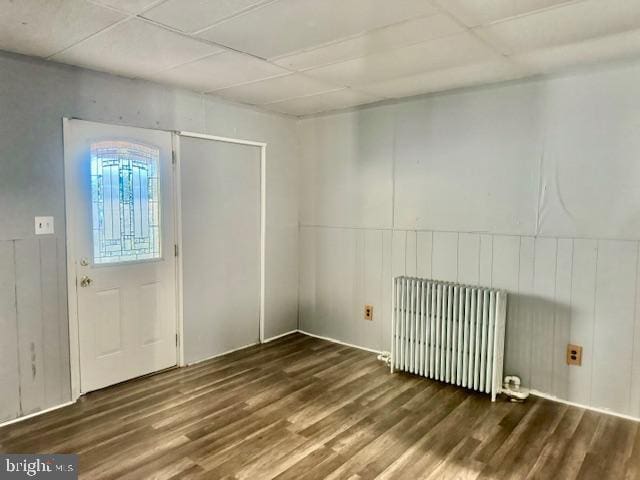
<box><xmin>65</xmin><ymin>119</ymin><xmax>177</xmax><ymax>393</ymax></box>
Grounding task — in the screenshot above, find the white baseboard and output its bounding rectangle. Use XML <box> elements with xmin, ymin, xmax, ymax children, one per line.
<box><xmin>186</xmin><ymin>342</ymin><xmax>260</xmax><ymax>367</ymax></box>
<box><xmin>262</xmin><ymin>330</ymin><xmax>299</xmax><ymax>343</ymax></box>
<box><xmin>180</xmin><ymin>330</ymin><xmax>301</xmax><ymax>367</ymax></box>
<box><xmin>0</xmin><ymin>400</ymin><xmax>76</xmax><ymax>428</ymax></box>
<box><xmin>188</xmin><ymin>330</ymin><xmax>300</xmax><ymax>366</ymax></box>
<box><xmin>529</xmin><ymin>389</ymin><xmax>640</xmax><ymax>423</ymax></box>
<box><xmin>296</xmin><ymin>330</ymin><xmax>382</xmax><ymax>354</ymax></box>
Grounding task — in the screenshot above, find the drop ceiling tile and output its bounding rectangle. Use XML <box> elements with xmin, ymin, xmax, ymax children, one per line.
<box><xmin>142</xmin><ymin>0</ymin><xmax>271</xmax><ymax>34</ymax></box>
<box><xmin>147</xmin><ymin>51</ymin><xmax>289</xmax><ymax>92</ymax></box>
<box><xmin>273</xmin><ymin>13</ymin><xmax>464</xmax><ymax>71</ymax></box>
<box><xmin>303</xmin><ymin>32</ymin><xmax>500</xmax><ymax>86</ymax></box>
<box><xmin>0</xmin><ymin>0</ymin><xmax>125</xmax><ymax>58</ymax></box>
<box><xmin>513</xmin><ymin>28</ymin><xmax>640</xmax><ymax>74</ymax></box>
<box><xmin>265</xmin><ymin>88</ymin><xmax>382</xmax><ymax>116</ymax></box>
<box><xmin>477</xmin><ymin>0</ymin><xmax>640</xmax><ymax>55</ymax></box>
<box><xmin>197</xmin><ymin>0</ymin><xmax>437</xmax><ymax>59</ymax></box>
<box><xmin>433</xmin><ymin>0</ymin><xmax>575</xmax><ymax>27</ymax></box>
<box><xmin>359</xmin><ymin>60</ymin><xmax>526</xmax><ymax>98</ymax></box>
<box><xmin>211</xmin><ymin>73</ymin><xmax>338</xmax><ymax>105</ymax></box>
<box><xmin>91</xmin><ymin>0</ymin><xmax>161</xmax><ymax>15</ymax></box>
<box><xmin>52</xmin><ymin>18</ymin><xmax>220</xmax><ymax>77</ymax></box>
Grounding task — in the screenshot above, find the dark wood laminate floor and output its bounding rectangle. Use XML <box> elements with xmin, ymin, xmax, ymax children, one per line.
<box><xmin>1</xmin><ymin>333</ymin><xmax>639</xmax><ymax>479</ymax></box>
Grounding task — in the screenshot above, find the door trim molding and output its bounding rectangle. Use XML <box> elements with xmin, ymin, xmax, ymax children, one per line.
<box><xmin>64</xmin><ymin>119</ymin><xmax>268</xmax><ymax>400</ymax></box>
<box><xmin>175</xmin><ymin>131</ymin><xmax>267</xmax><ymax>361</ymax></box>
<box><xmin>62</xmin><ymin>117</ymin><xmax>82</xmax><ymax>401</ymax></box>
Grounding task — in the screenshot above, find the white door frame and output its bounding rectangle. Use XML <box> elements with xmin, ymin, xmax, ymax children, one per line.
<box><xmin>64</xmin><ymin>118</ymin><xmax>267</xmax><ymax>400</ymax></box>
<box><xmin>174</xmin><ymin>131</ymin><xmax>267</xmax><ymax>366</ymax></box>
<box><xmin>63</xmin><ymin>117</ymin><xmax>81</xmax><ymax>401</ymax></box>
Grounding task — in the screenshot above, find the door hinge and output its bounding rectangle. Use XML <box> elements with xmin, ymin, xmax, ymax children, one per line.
<box><xmin>174</xmin><ymin>244</ymin><xmax>179</xmax><ymax>257</ymax></box>
<box><xmin>175</xmin><ymin>333</ymin><xmax>179</xmax><ymax>346</ymax></box>
<box><xmin>171</xmin><ymin>150</ymin><xmax>176</xmax><ymax>165</ymax></box>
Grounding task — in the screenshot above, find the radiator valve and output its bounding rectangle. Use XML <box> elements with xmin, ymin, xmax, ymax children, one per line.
<box><xmin>377</xmin><ymin>352</ymin><xmax>391</xmax><ymax>366</ymax></box>
<box><xmin>502</xmin><ymin>375</ymin><xmax>530</xmax><ymax>402</ymax></box>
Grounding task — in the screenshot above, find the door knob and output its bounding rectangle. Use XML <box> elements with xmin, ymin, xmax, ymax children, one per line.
<box><xmin>80</xmin><ymin>276</ymin><xmax>93</xmax><ymax>288</ymax></box>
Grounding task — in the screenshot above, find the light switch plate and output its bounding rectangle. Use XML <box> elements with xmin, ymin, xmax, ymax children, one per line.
<box><xmin>35</xmin><ymin>216</ymin><xmax>54</xmax><ymax>235</ymax></box>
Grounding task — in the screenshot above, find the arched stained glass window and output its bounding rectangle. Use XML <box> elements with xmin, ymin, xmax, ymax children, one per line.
<box><xmin>91</xmin><ymin>141</ymin><xmax>162</xmax><ymax>264</ymax></box>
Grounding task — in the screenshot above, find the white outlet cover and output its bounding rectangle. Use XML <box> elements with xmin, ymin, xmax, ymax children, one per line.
<box><xmin>35</xmin><ymin>216</ymin><xmax>54</xmax><ymax>235</ymax></box>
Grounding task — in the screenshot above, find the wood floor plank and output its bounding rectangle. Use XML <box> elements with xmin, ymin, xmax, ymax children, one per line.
<box><xmin>478</xmin><ymin>400</ymin><xmax>567</xmax><ymax>479</ymax></box>
<box><xmin>374</xmin><ymin>392</ymin><xmax>489</xmax><ymax>480</ymax></box>
<box><xmin>0</xmin><ymin>333</ymin><xmax>638</xmax><ymax>480</ymax></box>
<box><xmin>575</xmin><ymin>415</ymin><xmax>638</xmax><ymax>480</ymax></box>
<box><xmin>624</xmin><ymin>423</ymin><xmax>640</xmax><ymax>480</ymax></box>
<box><xmin>525</xmin><ymin>406</ymin><xmax>585</xmax><ymax>479</ymax></box>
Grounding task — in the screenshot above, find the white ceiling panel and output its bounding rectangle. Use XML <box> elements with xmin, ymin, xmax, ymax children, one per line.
<box><xmin>303</xmin><ymin>32</ymin><xmax>499</xmax><ymax>86</ymax></box>
<box><xmin>477</xmin><ymin>0</ymin><xmax>640</xmax><ymax>55</ymax></box>
<box><xmin>52</xmin><ymin>18</ymin><xmax>220</xmax><ymax>77</ymax></box>
<box><xmin>360</xmin><ymin>60</ymin><xmax>526</xmax><ymax>98</ymax></box>
<box><xmin>142</xmin><ymin>0</ymin><xmax>271</xmax><ymax>34</ymax></box>
<box><xmin>197</xmin><ymin>0</ymin><xmax>438</xmax><ymax>59</ymax></box>
<box><xmin>0</xmin><ymin>0</ymin><xmax>125</xmax><ymax>58</ymax></box>
<box><xmin>513</xmin><ymin>28</ymin><xmax>640</xmax><ymax>74</ymax></box>
<box><xmin>147</xmin><ymin>50</ymin><xmax>288</xmax><ymax>92</ymax></box>
<box><xmin>91</xmin><ymin>0</ymin><xmax>162</xmax><ymax>15</ymax></box>
<box><xmin>5</xmin><ymin>0</ymin><xmax>640</xmax><ymax>117</ymax></box>
<box><xmin>273</xmin><ymin>13</ymin><xmax>464</xmax><ymax>71</ymax></box>
<box><xmin>265</xmin><ymin>88</ymin><xmax>382</xmax><ymax>116</ymax></box>
<box><xmin>433</xmin><ymin>0</ymin><xmax>575</xmax><ymax>27</ymax></box>
<box><xmin>211</xmin><ymin>73</ymin><xmax>338</xmax><ymax>105</ymax></box>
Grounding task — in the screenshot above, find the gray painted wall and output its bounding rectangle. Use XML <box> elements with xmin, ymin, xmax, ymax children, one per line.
<box><xmin>180</xmin><ymin>138</ymin><xmax>262</xmax><ymax>364</ymax></box>
<box><xmin>298</xmin><ymin>60</ymin><xmax>640</xmax><ymax>418</ymax></box>
<box><xmin>0</xmin><ymin>51</ymin><xmax>299</xmax><ymax>423</ymax></box>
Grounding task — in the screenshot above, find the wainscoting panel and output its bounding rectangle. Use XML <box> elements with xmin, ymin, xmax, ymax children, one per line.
<box><xmin>568</xmin><ymin>239</ymin><xmax>598</xmax><ymax>407</ymax></box>
<box><xmin>299</xmin><ymin>226</ymin><xmax>640</xmax><ymax>417</ymax></box>
<box><xmin>0</xmin><ymin>241</ymin><xmax>21</xmax><ymax>421</ymax></box>
<box><xmin>591</xmin><ymin>241</ymin><xmax>637</xmax><ymax>415</ymax></box>
<box><xmin>0</xmin><ymin>238</ymin><xmax>70</xmax><ymax>422</ymax></box>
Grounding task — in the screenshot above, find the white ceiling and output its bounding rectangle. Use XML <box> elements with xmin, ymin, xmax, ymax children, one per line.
<box><xmin>2</xmin><ymin>0</ymin><xmax>640</xmax><ymax>116</ymax></box>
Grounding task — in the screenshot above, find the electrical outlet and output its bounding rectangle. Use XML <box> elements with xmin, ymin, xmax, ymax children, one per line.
<box><xmin>567</xmin><ymin>344</ymin><xmax>582</xmax><ymax>366</ymax></box>
<box><xmin>34</xmin><ymin>216</ymin><xmax>54</xmax><ymax>235</ymax></box>
<box><xmin>364</xmin><ymin>304</ymin><xmax>373</xmax><ymax>321</ymax></box>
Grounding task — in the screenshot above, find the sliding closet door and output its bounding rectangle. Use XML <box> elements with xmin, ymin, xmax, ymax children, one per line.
<box><xmin>179</xmin><ymin>136</ymin><xmax>261</xmax><ymax>364</ymax></box>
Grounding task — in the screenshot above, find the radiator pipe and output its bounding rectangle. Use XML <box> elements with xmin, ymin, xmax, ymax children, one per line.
<box><xmin>377</xmin><ymin>352</ymin><xmax>391</xmax><ymax>366</ymax></box>
<box><xmin>502</xmin><ymin>375</ymin><xmax>530</xmax><ymax>402</ymax></box>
